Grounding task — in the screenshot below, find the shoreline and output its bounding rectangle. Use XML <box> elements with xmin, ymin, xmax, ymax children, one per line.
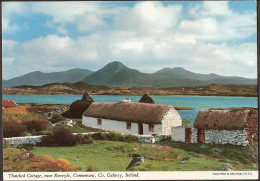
<box><xmin>3</xmin><ymin>93</ymin><xmax>257</xmax><ymax>98</ymax></box>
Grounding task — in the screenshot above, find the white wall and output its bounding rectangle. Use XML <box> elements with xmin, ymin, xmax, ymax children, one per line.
<box><xmin>161</xmin><ymin>108</ymin><xmax>182</xmax><ymax>135</ymax></box>
<box><xmin>171</xmin><ymin>126</ymin><xmax>185</xmax><ymax>142</ymax></box>
<box><xmin>82</xmin><ymin>116</ymin><xmax>162</xmax><ymax>135</ymax></box>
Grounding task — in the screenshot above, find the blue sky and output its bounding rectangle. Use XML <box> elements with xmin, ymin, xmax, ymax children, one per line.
<box><xmin>2</xmin><ymin>1</ymin><xmax>257</xmax><ymax>80</ymax></box>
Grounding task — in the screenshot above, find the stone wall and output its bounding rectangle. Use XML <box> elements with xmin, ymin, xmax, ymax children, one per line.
<box><xmin>191</xmin><ymin>127</ymin><xmax>198</xmax><ymax>143</ymax></box>
<box><xmin>4</xmin><ymin>136</ymin><xmax>44</xmax><ymax>147</ymax></box>
<box><xmin>137</xmin><ymin>135</ymin><xmax>170</xmax><ymax>143</ymax></box>
<box><xmin>4</xmin><ymin>133</ymin><xmax>170</xmax><ymax>146</ymax></box>
<box><xmin>204</xmin><ymin>129</ymin><xmax>249</xmax><ymax>146</ymax></box>
<box><xmin>171</xmin><ymin>125</ymin><xmax>249</xmax><ymax>146</ymax></box>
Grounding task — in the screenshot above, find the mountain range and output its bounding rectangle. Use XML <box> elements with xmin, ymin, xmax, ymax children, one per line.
<box><xmin>3</xmin><ymin>68</ymin><xmax>93</xmax><ymax>88</ymax></box>
<box><xmin>3</xmin><ymin>61</ymin><xmax>257</xmax><ymax>88</ymax></box>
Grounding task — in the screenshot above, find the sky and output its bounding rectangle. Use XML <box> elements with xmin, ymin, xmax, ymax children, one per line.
<box><xmin>2</xmin><ymin>1</ymin><xmax>257</xmax><ymax>80</ymax></box>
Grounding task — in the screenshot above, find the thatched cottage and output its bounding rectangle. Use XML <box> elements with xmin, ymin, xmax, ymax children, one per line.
<box><xmin>171</xmin><ymin>108</ymin><xmax>258</xmax><ymax>146</ymax></box>
<box><xmin>82</xmin><ymin>102</ymin><xmax>182</xmax><ymax>135</ymax></box>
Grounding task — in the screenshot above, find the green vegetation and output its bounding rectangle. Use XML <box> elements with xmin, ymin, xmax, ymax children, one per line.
<box><xmin>89</xmin><ymin>131</ymin><xmax>138</xmax><ymax>142</ymax></box>
<box><xmin>17</xmin><ymin>140</ymin><xmax>256</xmax><ymax>171</ymax></box>
<box><xmin>182</xmin><ymin>119</ymin><xmax>193</xmax><ymax>125</ymax></box>
<box><xmin>34</xmin><ymin>119</ymin><xmax>104</xmax><ymax>135</ymax></box>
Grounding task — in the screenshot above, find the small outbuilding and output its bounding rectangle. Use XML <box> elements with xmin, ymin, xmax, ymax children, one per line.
<box><xmin>171</xmin><ymin>108</ymin><xmax>258</xmax><ymax>146</ymax></box>
<box><xmin>3</xmin><ymin>100</ymin><xmax>17</xmax><ymax>108</ymax></box>
<box><xmin>82</xmin><ymin>102</ymin><xmax>182</xmax><ymax>135</ymax></box>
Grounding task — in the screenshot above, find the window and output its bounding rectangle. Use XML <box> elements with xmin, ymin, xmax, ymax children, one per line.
<box><xmin>126</xmin><ymin>123</ymin><xmax>131</xmax><ymax>130</ymax></box>
<box><xmin>97</xmin><ymin>118</ymin><xmax>102</xmax><ymax>125</ymax></box>
<box><xmin>148</xmin><ymin>124</ymin><xmax>154</xmax><ymax>132</ymax></box>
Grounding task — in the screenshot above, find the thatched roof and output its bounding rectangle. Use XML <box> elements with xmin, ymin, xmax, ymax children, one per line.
<box><xmin>83</xmin><ymin>102</ymin><xmax>173</xmax><ymax>124</ymax></box>
<box><xmin>194</xmin><ymin>108</ymin><xmax>257</xmax><ymax>130</ymax></box>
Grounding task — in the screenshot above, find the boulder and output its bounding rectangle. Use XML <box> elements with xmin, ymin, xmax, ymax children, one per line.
<box><xmin>139</xmin><ymin>94</ymin><xmax>155</xmax><ymax>104</ymax></box>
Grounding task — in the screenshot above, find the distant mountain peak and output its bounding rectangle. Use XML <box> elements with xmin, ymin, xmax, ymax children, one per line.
<box><xmin>106</xmin><ymin>61</ymin><xmax>126</xmax><ymax>67</ymax></box>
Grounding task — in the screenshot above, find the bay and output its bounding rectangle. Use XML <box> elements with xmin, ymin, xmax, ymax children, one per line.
<box><xmin>3</xmin><ymin>95</ymin><xmax>258</xmax><ymax>121</ymax></box>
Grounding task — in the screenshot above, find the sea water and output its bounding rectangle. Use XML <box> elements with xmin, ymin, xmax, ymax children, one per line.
<box><xmin>3</xmin><ymin>94</ymin><xmax>258</xmax><ymax>121</ymax></box>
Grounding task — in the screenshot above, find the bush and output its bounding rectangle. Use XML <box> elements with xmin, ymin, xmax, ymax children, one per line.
<box><xmin>83</xmin><ymin>137</ymin><xmax>94</xmax><ymax>144</ymax></box>
<box><xmin>23</xmin><ymin>117</ymin><xmax>49</xmax><ymax>132</ymax></box>
<box><xmin>90</xmin><ymin>132</ymin><xmax>138</xmax><ymax>142</ymax></box>
<box><xmin>3</xmin><ymin>118</ymin><xmax>27</xmax><ymax>138</ymax></box>
<box><xmin>86</xmin><ymin>166</ymin><xmax>98</xmax><ymax>171</ymax></box>
<box><xmin>49</xmin><ymin>114</ymin><xmax>65</xmax><ymax>124</ymax></box>
<box><xmin>39</xmin><ymin>126</ymin><xmax>84</xmax><ymax>146</ymax></box>
<box><xmin>29</xmin><ymin>156</ymin><xmax>76</xmax><ymax>171</ymax></box>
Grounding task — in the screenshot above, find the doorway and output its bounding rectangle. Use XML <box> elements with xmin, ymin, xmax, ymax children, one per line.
<box><xmin>197</xmin><ymin>129</ymin><xmax>205</xmax><ymax>143</ymax></box>
<box><xmin>138</xmin><ymin>124</ymin><xmax>143</xmax><ymax>135</ymax></box>
<box><xmin>185</xmin><ymin>128</ymin><xmax>191</xmax><ymax>143</ymax></box>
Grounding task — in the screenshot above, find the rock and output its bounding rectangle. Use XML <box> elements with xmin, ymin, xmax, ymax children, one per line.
<box><xmin>16</xmin><ymin>152</ymin><xmax>30</xmax><ymax>161</ymax></box>
<box><xmin>139</xmin><ymin>94</ymin><xmax>155</xmax><ymax>104</ymax></box>
<box><xmin>236</xmin><ymin>141</ymin><xmax>242</xmax><ymax>146</ymax></box>
<box><xmin>62</xmin><ymin>100</ymin><xmax>93</xmax><ymax>118</ymax></box>
<box><xmin>81</xmin><ymin>91</ymin><xmax>94</xmax><ymax>102</ymax></box>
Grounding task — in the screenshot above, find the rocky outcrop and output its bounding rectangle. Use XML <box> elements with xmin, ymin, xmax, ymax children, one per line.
<box><xmin>81</xmin><ymin>91</ymin><xmax>94</xmax><ymax>102</ymax></box>
<box><xmin>139</xmin><ymin>94</ymin><xmax>155</xmax><ymax>104</ymax></box>
<box><xmin>62</xmin><ymin>91</ymin><xmax>94</xmax><ymax>118</ymax></box>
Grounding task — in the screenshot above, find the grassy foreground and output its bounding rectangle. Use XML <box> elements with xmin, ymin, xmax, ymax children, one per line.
<box><xmin>4</xmin><ymin>140</ymin><xmax>257</xmax><ymax>171</ymax></box>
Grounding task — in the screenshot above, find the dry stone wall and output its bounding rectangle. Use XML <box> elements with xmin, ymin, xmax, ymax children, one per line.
<box><xmin>4</xmin><ymin>136</ymin><xmax>44</xmax><ymax>146</ymax></box>
<box><xmin>204</xmin><ymin>129</ymin><xmax>249</xmax><ymax>146</ymax></box>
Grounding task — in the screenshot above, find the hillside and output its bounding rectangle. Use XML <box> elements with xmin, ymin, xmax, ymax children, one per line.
<box><xmin>3</xmin><ymin>61</ymin><xmax>257</xmax><ymax>88</ymax></box>
<box><xmin>3</xmin><ymin>82</ymin><xmax>257</xmax><ymax>97</ymax></box>
<box><xmin>82</xmin><ymin>61</ymin><xmax>256</xmax><ymax>88</ymax></box>
<box><xmin>3</xmin><ymin>68</ymin><xmax>93</xmax><ymax>88</ymax></box>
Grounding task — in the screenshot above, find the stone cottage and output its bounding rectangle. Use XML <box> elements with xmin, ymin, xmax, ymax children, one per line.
<box><xmin>82</xmin><ymin>102</ymin><xmax>182</xmax><ymax>135</ymax></box>
<box><xmin>171</xmin><ymin>108</ymin><xmax>258</xmax><ymax>146</ymax></box>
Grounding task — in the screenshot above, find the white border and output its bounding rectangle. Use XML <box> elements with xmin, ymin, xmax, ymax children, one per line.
<box><xmin>3</xmin><ymin>171</ymin><xmax>259</xmax><ymax>180</ymax></box>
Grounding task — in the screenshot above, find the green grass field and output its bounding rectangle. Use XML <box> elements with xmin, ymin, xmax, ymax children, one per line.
<box><xmin>27</xmin><ymin>140</ymin><xmax>257</xmax><ymax>171</ymax></box>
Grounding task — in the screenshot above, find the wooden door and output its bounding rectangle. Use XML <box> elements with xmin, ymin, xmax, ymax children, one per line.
<box><xmin>197</xmin><ymin>129</ymin><xmax>205</xmax><ymax>143</ymax></box>
<box><xmin>185</xmin><ymin>128</ymin><xmax>191</xmax><ymax>143</ymax></box>
<box><xmin>138</xmin><ymin>124</ymin><xmax>143</xmax><ymax>135</ymax></box>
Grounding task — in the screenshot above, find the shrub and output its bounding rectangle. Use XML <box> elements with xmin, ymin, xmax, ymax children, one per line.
<box><xmin>29</xmin><ymin>156</ymin><xmax>76</xmax><ymax>171</ymax></box>
<box><xmin>3</xmin><ymin>107</ymin><xmax>28</xmax><ymax>115</ymax></box>
<box><xmin>86</xmin><ymin>166</ymin><xmax>98</xmax><ymax>171</ymax></box>
<box><xmin>83</xmin><ymin>137</ymin><xmax>94</xmax><ymax>144</ymax></box>
<box><xmin>23</xmin><ymin>117</ymin><xmax>49</xmax><ymax>132</ymax></box>
<box><xmin>3</xmin><ymin>118</ymin><xmax>27</xmax><ymax>138</ymax></box>
<box><xmin>49</xmin><ymin>114</ymin><xmax>65</xmax><ymax>124</ymax></box>
<box><xmin>39</xmin><ymin>126</ymin><xmax>84</xmax><ymax>146</ymax></box>
<box><xmin>90</xmin><ymin>132</ymin><xmax>138</xmax><ymax>142</ymax></box>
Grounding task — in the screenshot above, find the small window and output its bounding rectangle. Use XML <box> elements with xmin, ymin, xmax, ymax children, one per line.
<box><xmin>97</xmin><ymin>118</ymin><xmax>102</xmax><ymax>125</ymax></box>
<box><xmin>148</xmin><ymin>124</ymin><xmax>154</xmax><ymax>132</ymax></box>
<box><xmin>126</xmin><ymin>123</ymin><xmax>131</xmax><ymax>130</ymax></box>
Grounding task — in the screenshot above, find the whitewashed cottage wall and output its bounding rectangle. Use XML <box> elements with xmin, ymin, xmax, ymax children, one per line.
<box><xmin>82</xmin><ymin>116</ymin><xmax>162</xmax><ymax>135</ymax></box>
<box><xmin>171</xmin><ymin>125</ymin><xmax>197</xmax><ymax>143</ymax></box>
<box><xmin>161</xmin><ymin>108</ymin><xmax>182</xmax><ymax>135</ymax></box>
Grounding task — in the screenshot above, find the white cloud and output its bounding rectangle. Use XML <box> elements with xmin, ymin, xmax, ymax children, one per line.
<box><xmin>184</xmin><ymin>1</ymin><xmax>256</xmax><ymax>42</ymax></box>
<box><xmin>32</xmin><ymin>2</ymin><xmax>111</xmax><ymax>32</ymax></box>
<box><xmin>2</xmin><ymin>1</ymin><xmax>257</xmax><ymax>80</ymax></box>
<box><xmin>114</xmin><ymin>1</ymin><xmax>182</xmax><ymax>35</ymax></box>
<box><xmin>189</xmin><ymin>1</ymin><xmax>232</xmax><ymax>17</ymax></box>
<box><xmin>2</xmin><ymin>2</ymin><xmax>28</xmax><ymax>33</ymax></box>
